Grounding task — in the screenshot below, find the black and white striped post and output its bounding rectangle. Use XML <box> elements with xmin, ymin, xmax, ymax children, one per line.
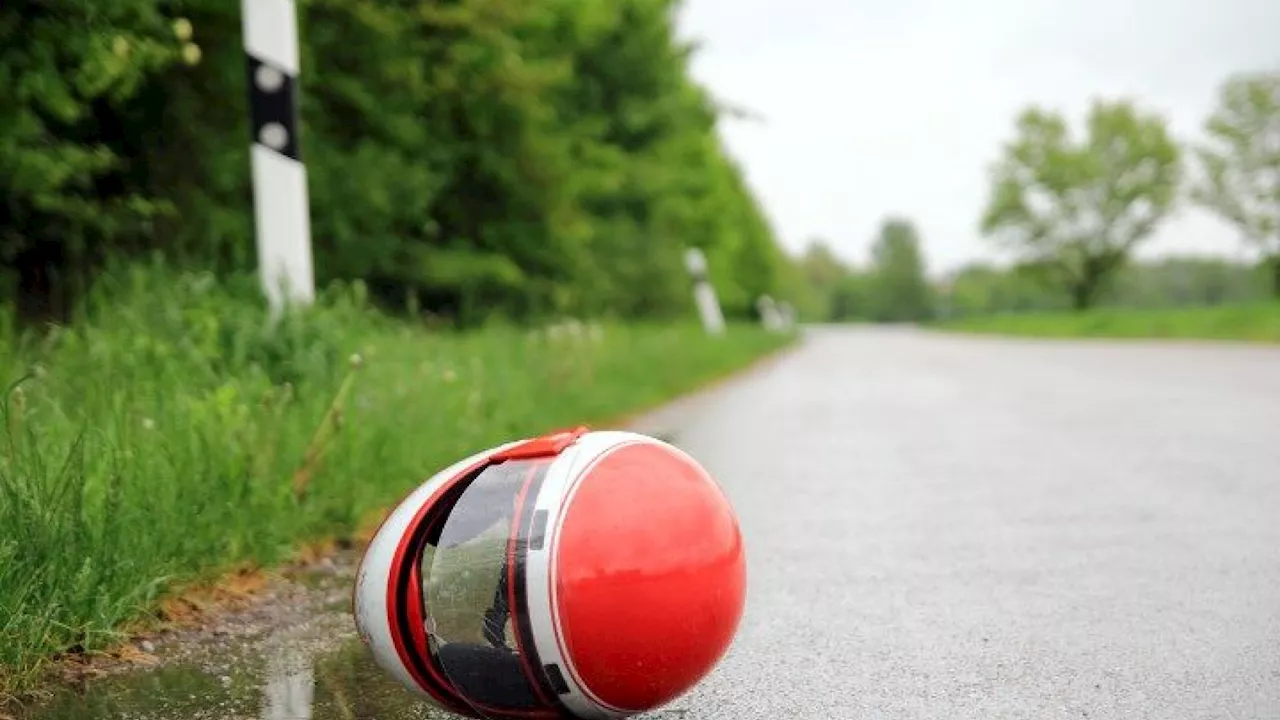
<box><xmin>684</xmin><ymin>247</ymin><xmax>726</xmax><ymax>335</ymax></box>
<box><xmin>242</xmin><ymin>0</ymin><xmax>315</xmax><ymax>317</ymax></box>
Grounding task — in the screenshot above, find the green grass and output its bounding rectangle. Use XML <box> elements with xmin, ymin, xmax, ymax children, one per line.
<box><xmin>937</xmin><ymin>302</ymin><xmax>1280</xmax><ymax>342</ymax></box>
<box><xmin>0</xmin><ymin>263</ymin><xmax>794</xmax><ymax>697</ymax></box>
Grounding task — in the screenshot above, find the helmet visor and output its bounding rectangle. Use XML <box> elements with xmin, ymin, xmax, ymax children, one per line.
<box><xmin>419</xmin><ymin>457</ymin><xmax>562</xmax><ymax>718</ymax></box>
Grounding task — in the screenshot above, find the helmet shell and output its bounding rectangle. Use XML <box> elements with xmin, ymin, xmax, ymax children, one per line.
<box><xmin>353</xmin><ymin>427</ymin><xmax>746</xmax><ymax>719</ymax></box>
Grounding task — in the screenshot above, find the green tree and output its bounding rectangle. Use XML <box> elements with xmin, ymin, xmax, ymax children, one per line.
<box><xmin>1111</xmin><ymin>256</ymin><xmax>1262</xmax><ymax>307</ymax></box>
<box><xmin>945</xmin><ymin>263</ymin><xmax>1055</xmax><ymax>317</ymax></box>
<box><xmin>798</xmin><ymin>240</ymin><xmax>848</xmax><ymax>287</ymax></box>
<box><xmin>779</xmin><ymin>239</ymin><xmax>848</xmax><ymax>320</ymax></box>
<box><xmin>829</xmin><ymin>270</ymin><xmax>874</xmax><ymax>322</ymax></box>
<box><xmin>980</xmin><ymin>99</ymin><xmax>1182</xmax><ymax>310</ymax></box>
<box><xmin>1189</xmin><ymin>70</ymin><xmax>1280</xmax><ymax>297</ymax></box>
<box><xmin>0</xmin><ymin>5</ymin><xmax>193</xmax><ymax>319</ymax></box>
<box><xmin>866</xmin><ymin>218</ymin><xmax>933</xmax><ymax>322</ymax></box>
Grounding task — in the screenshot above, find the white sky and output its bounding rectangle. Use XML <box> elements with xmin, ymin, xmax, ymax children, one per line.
<box><xmin>676</xmin><ymin>0</ymin><xmax>1280</xmax><ymax>275</ymax></box>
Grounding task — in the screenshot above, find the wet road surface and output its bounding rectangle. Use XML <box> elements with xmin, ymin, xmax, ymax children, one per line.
<box><xmin>19</xmin><ymin>326</ymin><xmax>1280</xmax><ymax>719</ymax></box>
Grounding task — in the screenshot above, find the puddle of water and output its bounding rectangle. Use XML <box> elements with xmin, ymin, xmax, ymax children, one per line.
<box><xmin>13</xmin><ymin>615</ymin><xmax>454</xmax><ymax>720</ymax></box>
<box><xmin>13</xmin><ymin>613</ymin><xmax>693</xmax><ymax>720</ymax></box>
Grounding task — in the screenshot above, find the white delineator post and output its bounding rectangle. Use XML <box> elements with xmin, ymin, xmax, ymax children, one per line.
<box><xmin>778</xmin><ymin>301</ymin><xmax>797</xmax><ymax>331</ymax></box>
<box><xmin>756</xmin><ymin>295</ymin><xmax>786</xmax><ymax>332</ymax></box>
<box><xmin>243</xmin><ymin>0</ymin><xmax>315</xmax><ymax>316</ymax></box>
<box><xmin>684</xmin><ymin>248</ymin><xmax>726</xmax><ymax>336</ymax></box>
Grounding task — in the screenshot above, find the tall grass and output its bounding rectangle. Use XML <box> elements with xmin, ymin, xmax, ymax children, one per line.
<box><xmin>937</xmin><ymin>302</ymin><xmax>1280</xmax><ymax>342</ymax></box>
<box><xmin>0</xmin><ymin>263</ymin><xmax>793</xmax><ymax>696</ymax></box>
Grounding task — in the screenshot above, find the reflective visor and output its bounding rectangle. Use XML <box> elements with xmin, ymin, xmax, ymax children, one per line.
<box><xmin>415</xmin><ymin>457</ymin><xmax>564</xmax><ymax>720</ymax></box>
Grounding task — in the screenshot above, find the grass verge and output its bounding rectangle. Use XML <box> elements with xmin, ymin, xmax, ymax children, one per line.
<box><xmin>0</xmin><ymin>264</ymin><xmax>796</xmax><ymax>698</ymax></box>
<box><xmin>936</xmin><ymin>302</ymin><xmax>1280</xmax><ymax>343</ymax></box>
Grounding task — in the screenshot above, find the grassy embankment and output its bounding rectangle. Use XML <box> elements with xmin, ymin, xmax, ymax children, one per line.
<box><xmin>938</xmin><ymin>303</ymin><xmax>1280</xmax><ymax>342</ymax></box>
<box><xmin>0</xmin><ymin>264</ymin><xmax>795</xmax><ymax>697</ymax></box>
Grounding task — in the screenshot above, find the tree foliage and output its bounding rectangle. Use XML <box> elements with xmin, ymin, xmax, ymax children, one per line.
<box><xmin>782</xmin><ymin>222</ymin><xmax>934</xmax><ymax>323</ymax></box>
<box><xmin>865</xmin><ymin>218</ymin><xmax>933</xmax><ymax>322</ymax></box>
<box><xmin>980</xmin><ymin>100</ymin><xmax>1182</xmax><ymax>310</ymax></box>
<box><xmin>939</xmin><ymin>255</ymin><xmax>1270</xmax><ymax>319</ymax></box>
<box><xmin>1190</xmin><ymin>70</ymin><xmax>1280</xmax><ymax>295</ymax></box>
<box><xmin>0</xmin><ymin>0</ymin><xmax>790</xmax><ymax>325</ymax></box>
<box><xmin>0</xmin><ymin>3</ymin><xmax>199</xmax><ymax>318</ymax></box>
<box><xmin>777</xmin><ymin>239</ymin><xmax>848</xmax><ymax>320</ymax></box>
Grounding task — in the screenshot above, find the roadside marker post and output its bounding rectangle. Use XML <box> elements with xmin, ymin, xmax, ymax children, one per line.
<box><xmin>242</xmin><ymin>0</ymin><xmax>315</xmax><ymax>316</ymax></box>
<box><xmin>685</xmin><ymin>248</ymin><xmax>726</xmax><ymax>336</ymax></box>
<box><xmin>777</xmin><ymin>301</ymin><xmax>797</xmax><ymax>331</ymax></box>
<box><xmin>755</xmin><ymin>295</ymin><xmax>782</xmax><ymax>332</ymax></box>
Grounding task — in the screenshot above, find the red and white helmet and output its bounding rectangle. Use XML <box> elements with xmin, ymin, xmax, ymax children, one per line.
<box><xmin>353</xmin><ymin>426</ymin><xmax>746</xmax><ymax>720</ymax></box>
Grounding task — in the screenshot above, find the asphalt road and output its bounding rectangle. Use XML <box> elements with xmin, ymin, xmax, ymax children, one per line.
<box><xmin>646</xmin><ymin>326</ymin><xmax>1280</xmax><ymax>720</ymax></box>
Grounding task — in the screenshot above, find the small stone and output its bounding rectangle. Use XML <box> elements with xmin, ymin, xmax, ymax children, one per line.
<box><xmin>139</xmin><ymin>640</ymin><xmax>155</xmax><ymax>653</ymax></box>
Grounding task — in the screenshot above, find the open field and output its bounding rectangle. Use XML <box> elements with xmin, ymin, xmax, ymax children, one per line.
<box><xmin>937</xmin><ymin>302</ymin><xmax>1280</xmax><ymax>342</ymax></box>
<box><xmin>0</xmin><ymin>265</ymin><xmax>794</xmax><ymax>697</ymax></box>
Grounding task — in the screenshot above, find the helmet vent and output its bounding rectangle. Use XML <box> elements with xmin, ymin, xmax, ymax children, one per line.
<box><xmin>543</xmin><ymin>663</ymin><xmax>571</xmax><ymax>695</ymax></box>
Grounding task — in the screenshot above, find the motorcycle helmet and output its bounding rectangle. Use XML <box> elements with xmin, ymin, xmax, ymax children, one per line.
<box><xmin>353</xmin><ymin>426</ymin><xmax>746</xmax><ymax>719</ymax></box>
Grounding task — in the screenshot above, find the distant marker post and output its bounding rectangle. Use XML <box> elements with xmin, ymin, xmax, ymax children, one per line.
<box><xmin>756</xmin><ymin>295</ymin><xmax>784</xmax><ymax>332</ymax></box>
<box><xmin>685</xmin><ymin>248</ymin><xmax>726</xmax><ymax>336</ymax></box>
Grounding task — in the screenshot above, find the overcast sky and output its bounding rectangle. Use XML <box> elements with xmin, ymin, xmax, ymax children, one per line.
<box><xmin>675</xmin><ymin>0</ymin><xmax>1280</xmax><ymax>275</ymax></box>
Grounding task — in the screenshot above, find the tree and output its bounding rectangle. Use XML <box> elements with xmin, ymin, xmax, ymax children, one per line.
<box><xmin>980</xmin><ymin>99</ymin><xmax>1182</xmax><ymax>310</ymax></box>
<box><xmin>794</xmin><ymin>239</ymin><xmax>848</xmax><ymax>319</ymax></box>
<box><xmin>0</xmin><ymin>4</ymin><xmax>194</xmax><ymax>320</ymax></box>
<box><xmin>1189</xmin><ymin>70</ymin><xmax>1280</xmax><ymax>297</ymax></box>
<box><xmin>866</xmin><ymin>218</ymin><xmax>933</xmax><ymax>322</ymax></box>
<box><xmin>797</xmin><ymin>240</ymin><xmax>848</xmax><ymax>288</ymax></box>
<box><xmin>828</xmin><ymin>270</ymin><xmax>874</xmax><ymax>322</ymax></box>
<box><xmin>945</xmin><ymin>262</ymin><xmax>1056</xmax><ymax>317</ymax></box>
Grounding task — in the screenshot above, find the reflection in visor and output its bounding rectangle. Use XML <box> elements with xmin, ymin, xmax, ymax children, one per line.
<box><xmin>419</xmin><ymin>458</ymin><xmax>560</xmax><ymax>719</ymax></box>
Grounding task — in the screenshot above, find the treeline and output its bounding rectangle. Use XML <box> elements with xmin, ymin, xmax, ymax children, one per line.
<box><xmin>1</xmin><ymin>0</ymin><xmax>788</xmax><ymax>326</ymax></box>
<box><xmin>795</xmin><ymin>230</ymin><xmax>1272</xmax><ymax>323</ymax></box>
<box><xmin>797</xmin><ymin>68</ymin><xmax>1280</xmax><ymax>323</ymax></box>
